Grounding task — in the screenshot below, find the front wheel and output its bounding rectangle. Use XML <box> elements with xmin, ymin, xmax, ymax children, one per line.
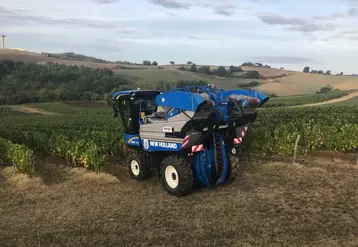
<box><xmin>127</xmin><ymin>150</ymin><xmax>150</xmax><ymax>180</ymax></box>
<box><xmin>160</xmin><ymin>156</ymin><xmax>193</xmax><ymax>196</ymax></box>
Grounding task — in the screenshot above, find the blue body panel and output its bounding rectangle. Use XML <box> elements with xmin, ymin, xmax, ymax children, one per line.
<box><xmin>141</xmin><ymin>139</ymin><xmax>182</xmax><ymax>152</ymax></box>
<box><xmin>124</xmin><ymin>134</ymin><xmax>140</xmax><ymax>147</ymax></box>
<box><xmin>155</xmin><ymin>92</ymin><xmax>205</xmax><ymax>112</ymax></box>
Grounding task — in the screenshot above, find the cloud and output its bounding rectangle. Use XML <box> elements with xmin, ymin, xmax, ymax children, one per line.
<box><xmin>314</xmin><ymin>8</ymin><xmax>358</xmax><ymax>20</ymax></box>
<box><xmin>149</xmin><ymin>0</ymin><xmax>190</xmax><ymax>9</ymax></box>
<box><xmin>214</xmin><ymin>4</ymin><xmax>235</xmax><ymax>16</ymax></box>
<box><xmin>258</xmin><ymin>14</ymin><xmax>337</xmax><ymax>33</ymax></box>
<box><xmin>91</xmin><ymin>0</ymin><xmax>120</xmax><ymax>3</ymax></box>
<box><xmin>250</xmin><ymin>55</ymin><xmax>315</xmax><ymax>64</ymax></box>
<box><xmin>0</xmin><ymin>8</ymin><xmax>135</xmax><ymax>33</ymax></box>
<box><xmin>259</xmin><ymin>14</ymin><xmax>307</xmax><ymax>26</ymax></box>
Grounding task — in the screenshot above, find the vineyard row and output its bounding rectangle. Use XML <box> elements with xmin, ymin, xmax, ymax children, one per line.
<box><xmin>0</xmin><ymin>137</ymin><xmax>35</xmax><ymax>175</ymax></box>
<box><xmin>0</xmin><ymin>106</ymin><xmax>357</xmax><ymax>171</ymax></box>
<box><xmin>264</xmin><ymin>89</ymin><xmax>358</xmax><ymax>107</ymax></box>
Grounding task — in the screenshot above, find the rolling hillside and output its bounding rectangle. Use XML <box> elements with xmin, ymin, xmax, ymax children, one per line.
<box><xmin>1</xmin><ymin>49</ymin><xmax>358</xmax><ymax>96</ymax></box>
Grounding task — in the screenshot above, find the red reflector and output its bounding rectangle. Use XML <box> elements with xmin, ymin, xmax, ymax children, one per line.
<box><xmin>192</xmin><ymin>144</ymin><xmax>204</xmax><ymax>152</ymax></box>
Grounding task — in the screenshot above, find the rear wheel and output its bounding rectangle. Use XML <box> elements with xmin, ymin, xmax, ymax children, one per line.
<box><xmin>127</xmin><ymin>150</ymin><xmax>150</xmax><ymax>180</ymax></box>
<box><xmin>160</xmin><ymin>156</ymin><xmax>193</xmax><ymax>196</ymax></box>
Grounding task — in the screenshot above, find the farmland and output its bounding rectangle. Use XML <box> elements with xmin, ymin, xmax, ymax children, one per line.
<box><xmin>2</xmin><ymin>156</ymin><xmax>358</xmax><ymax>246</ymax></box>
<box><xmin>1</xmin><ymin>51</ymin><xmax>358</xmax><ymax>246</ymax></box>
<box><xmin>2</xmin><ymin>50</ymin><xmax>358</xmax><ymax>96</ymax></box>
<box><xmin>1</xmin><ymin>96</ymin><xmax>358</xmax><ymax>247</ymax></box>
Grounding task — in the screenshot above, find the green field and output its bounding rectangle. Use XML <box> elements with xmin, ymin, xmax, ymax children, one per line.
<box><xmin>264</xmin><ymin>90</ymin><xmax>358</xmax><ymax>107</ymax></box>
<box><xmin>24</xmin><ymin>101</ymin><xmax>111</xmax><ymax>114</ymax></box>
<box><xmin>113</xmin><ymin>68</ymin><xmax>259</xmax><ymax>89</ymax></box>
<box><xmin>1</xmin><ymin>97</ymin><xmax>357</xmax><ymax>247</ymax></box>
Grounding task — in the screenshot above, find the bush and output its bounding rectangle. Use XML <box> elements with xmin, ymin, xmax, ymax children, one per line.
<box><xmin>0</xmin><ymin>138</ymin><xmax>35</xmax><ymax>175</ymax></box>
<box><xmin>245</xmin><ymin>71</ymin><xmax>261</xmax><ymax>79</ymax></box>
<box><xmin>316</xmin><ymin>84</ymin><xmax>334</xmax><ymax>94</ymax></box>
<box><xmin>241</xmin><ymin>80</ymin><xmax>260</xmax><ymax>88</ymax></box>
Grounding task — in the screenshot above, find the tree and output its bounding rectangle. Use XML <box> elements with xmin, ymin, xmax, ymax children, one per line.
<box><xmin>198</xmin><ymin>66</ymin><xmax>211</xmax><ymax>75</ymax></box>
<box><xmin>189</xmin><ymin>63</ymin><xmax>197</xmax><ymax>72</ymax></box>
<box><xmin>187</xmin><ymin>61</ymin><xmax>192</xmax><ymax>65</ymax></box>
<box><xmin>227</xmin><ymin>65</ymin><xmax>242</xmax><ymax>76</ymax></box>
<box><xmin>170</xmin><ymin>61</ymin><xmax>175</xmax><ymax>65</ymax></box>
<box><xmin>340</xmin><ymin>72</ymin><xmax>343</xmax><ymax>75</ymax></box>
<box><xmin>152</xmin><ymin>61</ymin><xmax>158</xmax><ymax>66</ymax></box>
<box><xmin>143</xmin><ymin>60</ymin><xmax>151</xmax><ymax>66</ymax></box>
<box><xmin>317</xmin><ymin>70</ymin><xmax>324</xmax><ymax>74</ymax></box>
<box><xmin>245</xmin><ymin>70</ymin><xmax>260</xmax><ymax>79</ymax></box>
<box><xmin>311</xmin><ymin>70</ymin><xmax>317</xmax><ymax>74</ymax></box>
<box><xmin>216</xmin><ymin>66</ymin><xmax>227</xmax><ymax>77</ymax></box>
<box><xmin>325</xmin><ymin>70</ymin><xmax>331</xmax><ymax>75</ymax></box>
<box><xmin>303</xmin><ymin>66</ymin><xmax>310</xmax><ymax>73</ymax></box>
<box><xmin>316</xmin><ymin>84</ymin><xmax>334</xmax><ymax>94</ymax></box>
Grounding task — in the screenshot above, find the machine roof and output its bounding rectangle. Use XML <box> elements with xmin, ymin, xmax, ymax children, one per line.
<box><xmin>155</xmin><ymin>91</ymin><xmax>205</xmax><ymax>112</ymax></box>
<box><xmin>112</xmin><ymin>90</ymin><xmax>160</xmax><ymax>99</ymax></box>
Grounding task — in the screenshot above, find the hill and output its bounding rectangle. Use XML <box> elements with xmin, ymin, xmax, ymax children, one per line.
<box><xmin>1</xmin><ymin>49</ymin><xmax>358</xmax><ymax>96</ymax></box>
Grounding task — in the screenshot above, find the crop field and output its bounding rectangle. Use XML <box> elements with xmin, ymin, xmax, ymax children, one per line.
<box><xmin>1</xmin><ymin>94</ymin><xmax>358</xmax><ymax>246</ymax></box>
<box><xmin>264</xmin><ymin>89</ymin><xmax>358</xmax><ymax>107</ymax></box>
<box><xmin>113</xmin><ymin>67</ymin><xmax>256</xmax><ymax>89</ymax></box>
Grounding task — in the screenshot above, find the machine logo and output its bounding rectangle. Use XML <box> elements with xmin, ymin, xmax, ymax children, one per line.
<box><xmin>150</xmin><ymin>140</ymin><xmax>178</xmax><ymax>149</ymax></box>
<box><xmin>143</xmin><ymin>139</ymin><xmax>149</xmax><ymax>149</ymax></box>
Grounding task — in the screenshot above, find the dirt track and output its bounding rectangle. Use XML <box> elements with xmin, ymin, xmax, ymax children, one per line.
<box><xmin>1</xmin><ymin>156</ymin><xmax>358</xmax><ymax>247</ymax></box>
<box><xmin>11</xmin><ymin>105</ymin><xmax>59</xmax><ymax>115</ymax></box>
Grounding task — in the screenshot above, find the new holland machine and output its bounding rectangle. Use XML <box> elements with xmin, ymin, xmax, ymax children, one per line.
<box><xmin>112</xmin><ymin>84</ymin><xmax>269</xmax><ymax>196</ymax></box>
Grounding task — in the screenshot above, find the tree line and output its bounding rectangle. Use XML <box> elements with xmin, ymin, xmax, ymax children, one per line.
<box><xmin>177</xmin><ymin>63</ymin><xmax>261</xmax><ymax>79</ymax></box>
<box><xmin>0</xmin><ymin>60</ymin><xmax>129</xmax><ymax>105</ymax></box>
<box><xmin>0</xmin><ymin>60</ymin><xmax>214</xmax><ymax>105</ymax></box>
<box><xmin>42</xmin><ymin>52</ymin><xmax>110</xmax><ymax>63</ymax></box>
<box><xmin>303</xmin><ymin>66</ymin><xmax>343</xmax><ymax>76</ymax></box>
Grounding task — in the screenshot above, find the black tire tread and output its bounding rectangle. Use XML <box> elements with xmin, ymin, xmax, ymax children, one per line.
<box><xmin>160</xmin><ymin>155</ymin><xmax>193</xmax><ymax>196</ymax></box>
<box><xmin>126</xmin><ymin>149</ymin><xmax>150</xmax><ymax>180</ymax></box>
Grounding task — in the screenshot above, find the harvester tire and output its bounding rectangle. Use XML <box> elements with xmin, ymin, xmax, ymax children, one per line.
<box><xmin>160</xmin><ymin>156</ymin><xmax>193</xmax><ymax>196</ymax></box>
<box><xmin>127</xmin><ymin>151</ymin><xmax>150</xmax><ymax>180</ymax></box>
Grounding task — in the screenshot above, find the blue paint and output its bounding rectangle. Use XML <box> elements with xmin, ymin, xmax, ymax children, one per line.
<box><xmin>155</xmin><ymin>92</ymin><xmax>205</xmax><ymax>112</ymax></box>
<box><xmin>125</xmin><ymin>134</ymin><xmax>140</xmax><ymax>147</ymax></box>
<box><xmin>217</xmin><ymin>134</ymin><xmax>229</xmax><ymax>184</ymax></box>
<box><xmin>193</xmin><ymin>154</ymin><xmax>206</xmax><ymax>186</ymax></box>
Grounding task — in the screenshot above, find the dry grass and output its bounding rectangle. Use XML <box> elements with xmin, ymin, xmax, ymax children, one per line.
<box><xmin>1</xmin><ymin>156</ymin><xmax>358</xmax><ymax>246</ymax></box>
<box><xmin>256</xmin><ymin>83</ymin><xmax>301</xmax><ymax>96</ymax></box>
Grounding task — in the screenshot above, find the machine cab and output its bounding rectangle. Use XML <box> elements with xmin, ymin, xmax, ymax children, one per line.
<box><xmin>112</xmin><ymin>90</ymin><xmax>162</xmax><ymax>134</ymax></box>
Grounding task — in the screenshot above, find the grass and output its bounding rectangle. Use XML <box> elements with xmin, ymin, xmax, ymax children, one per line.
<box><xmin>113</xmin><ymin>68</ymin><xmax>262</xmax><ymax>89</ymax></box>
<box><xmin>1</xmin><ymin>157</ymin><xmax>358</xmax><ymax>246</ymax></box>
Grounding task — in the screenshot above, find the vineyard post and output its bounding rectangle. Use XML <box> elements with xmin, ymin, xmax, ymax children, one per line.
<box><xmin>356</xmin><ymin>155</ymin><xmax>358</xmax><ymax>166</ymax></box>
<box><xmin>292</xmin><ymin>134</ymin><xmax>301</xmax><ymax>165</ymax></box>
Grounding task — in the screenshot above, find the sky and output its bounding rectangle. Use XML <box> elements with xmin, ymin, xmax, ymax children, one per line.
<box><xmin>1</xmin><ymin>0</ymin><xmax>358</xmax><ymax>74</ymax></box>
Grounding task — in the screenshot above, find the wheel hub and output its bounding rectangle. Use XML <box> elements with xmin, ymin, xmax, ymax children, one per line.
<box><xmin>130</xmin><ymin>160</ymin><xmax>140</xmax><ymax>176</ymax></box>
<box><xmin>165</xmin><ymin>165</ymin><xmax>179</xmax><ymax>189</ymax></box>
